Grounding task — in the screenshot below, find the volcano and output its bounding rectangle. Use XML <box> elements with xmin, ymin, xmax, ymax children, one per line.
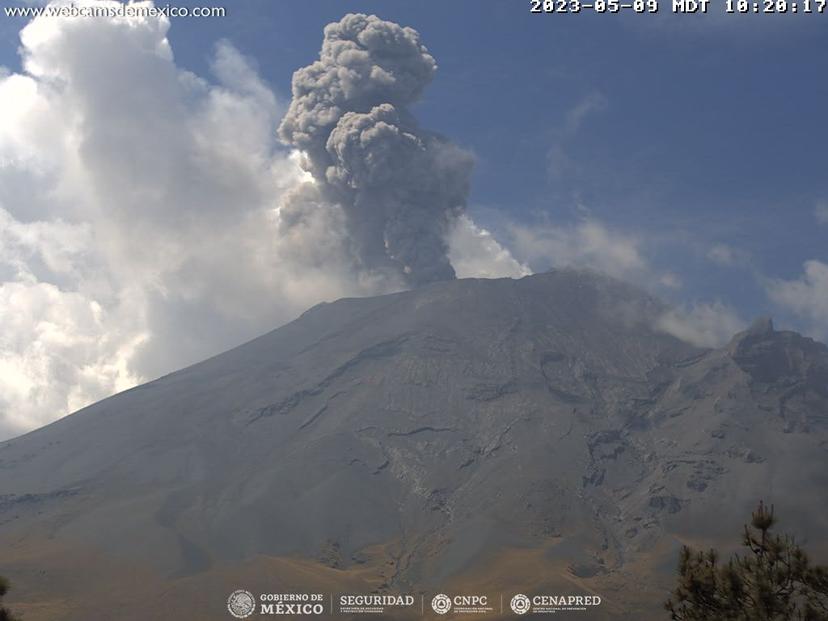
<box><xmin>2</xmin><ymin>270</ymin><xmax>827</xmax><ymax>620</ymax></box>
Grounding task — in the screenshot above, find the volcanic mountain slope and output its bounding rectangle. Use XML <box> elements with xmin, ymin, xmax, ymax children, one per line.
<box><xmin>1</xmin><ymin>270</ymin><xmax>828</xmax><ymax>620</ymax></box>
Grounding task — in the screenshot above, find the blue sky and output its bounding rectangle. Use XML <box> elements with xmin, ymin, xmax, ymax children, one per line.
<box><xmin>0</xmin><ymin>1</ymin><xmax>826</xmax><ymax>436</ymax></box>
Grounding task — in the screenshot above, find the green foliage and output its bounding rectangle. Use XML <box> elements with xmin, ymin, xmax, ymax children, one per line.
<box><xmin>666</xmin><ymin>502</ymin><xmax>828</xmax><ymax>620</ymax></box>
<box><xmin>0</xmin><ymin>576</ymin><xmax>17</xmax><ymax>621</ymax></box>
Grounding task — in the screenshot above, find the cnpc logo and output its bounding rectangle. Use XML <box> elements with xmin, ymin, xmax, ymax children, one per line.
<box><xmin>431</xmin><ymin>593</ymin><xmax>489</xmax><ymax>614</ymax></box>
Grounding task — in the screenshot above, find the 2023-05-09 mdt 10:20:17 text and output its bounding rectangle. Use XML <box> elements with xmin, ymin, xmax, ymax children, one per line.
<box><xmin>530</xmin><ymin>0</ymin><xmax>825</xmax><ymax>14</ymax></box>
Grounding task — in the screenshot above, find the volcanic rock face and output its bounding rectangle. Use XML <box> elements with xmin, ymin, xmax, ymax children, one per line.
<box><xmin>1</xmin><ymin>270</ymin><xmax>827</xmax><ymax>620</ymax></box>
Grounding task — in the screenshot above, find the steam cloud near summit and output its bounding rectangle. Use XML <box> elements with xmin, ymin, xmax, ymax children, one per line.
<box><xmin>279</xmin><ymin>14</ymin><xmax>475</xmax><ymax>286</ymax></box>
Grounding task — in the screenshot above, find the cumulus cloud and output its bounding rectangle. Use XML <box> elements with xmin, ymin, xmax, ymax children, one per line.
<box><xmin>766</xmin><ymin>260</ymin><xmax>828</xmax><ymax>338</ymax></box>
<box><xmin>656</xmin><ymin>302</ymin><xmax>746</xmax><ymax>348</ymax></box>
<box><xmin>0</xmin><ymin>279</ymin><xmax>145</xmax><ymax>435</ymax></box>
<box><xmin>278</xmin><ymin>13</ymin><xmax>474</xmax><ymax>287</ymax></box>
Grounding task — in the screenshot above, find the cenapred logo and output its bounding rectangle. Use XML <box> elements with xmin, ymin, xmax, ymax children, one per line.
<box><xmin>431</xmin><ymin>593</ymin><xmax>452</xmax><ymax>615</ymax></box>
<box><xmin>509</xmin><ymin>593</ymin><xmax>602</xmax><ymax>615</ymax></box>
<box><xmin>510</xmin><ymin>593</ymin><xmax>531</xmax><ymax>615</ymax></box>
<box><xmin>227</xmin><ymin>589</ymin><xmax>256</xmax><ymax>619</ymax></box>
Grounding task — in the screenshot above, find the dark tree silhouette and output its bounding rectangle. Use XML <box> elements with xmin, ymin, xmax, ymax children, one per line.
<box><xmin>666</xmin><ymin>502</ymin><xmax>828</xmax><ymax>620</ymax></box>
<box><xmin>0</xmin><ymin>576</ymin><xmax>17</xmax><ymax>621</ymax></box>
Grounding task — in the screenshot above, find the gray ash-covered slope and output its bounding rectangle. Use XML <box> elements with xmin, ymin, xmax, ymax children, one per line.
<box><xmin>2</xmin><ymin>270</ymin><xmax>828</xmax><ymax>617</ymax></box>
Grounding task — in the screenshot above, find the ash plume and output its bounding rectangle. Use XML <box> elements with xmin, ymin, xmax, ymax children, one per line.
<box><xmin>278</xmin><ymin>13</ymin><xmax>474</xmax><ymax>287</ymax></box>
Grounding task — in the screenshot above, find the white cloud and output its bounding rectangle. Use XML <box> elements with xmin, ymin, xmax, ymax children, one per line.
<box><xmin>815</xmin><ymin>201</ymin><xmax>828</xmax><ymax>225</ymax></box>
<box><xmin>658</xmin><ymin>272</ymin><xmax>683</xmax><ymax>289</ymax></box>
<box><xmin>563</xmin><ymin>92</ymin><xmax>608</xmax><ymax>136</ymax></box>
<box><xmin>656</xmin><ymin>302</ymin><xmax>746</xmax><ymax>348</ymax></box>
<box><xmin>447</xmin><ymin>215</ymin><xmax>531</xmax><ymax>279</ymax></box>
<box><xmin>766</xmin><ymin>260</ymin><xmax>828</xmax><ymax>338</ymax></box>
<box><xmin>548</xmin><ymin>92</ymin><xmax>607</xmax><ymax>183</ymax></box>
<box><xmin>485</xmin><ymin>217</ymin><xmax>681</xmax><ymax>294</ymax></box>
<box><xmin>506</xmin><ymin>219</ymin><xmax>648</xmax><ymax>282</ymax></box>
<box><xmin>706</xmin><ymin>243</ymin><xmax>750</xmax><ymax>267</ymax></box>
<box><xmin>486</xmin><ymin>216</ymin><xmax>747</xmax><ymax>347</ymax></box>
<box><xmin>0</xmin><ymin>279</ymin><xmax>145</xmax><ymax>435</ymax></box>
